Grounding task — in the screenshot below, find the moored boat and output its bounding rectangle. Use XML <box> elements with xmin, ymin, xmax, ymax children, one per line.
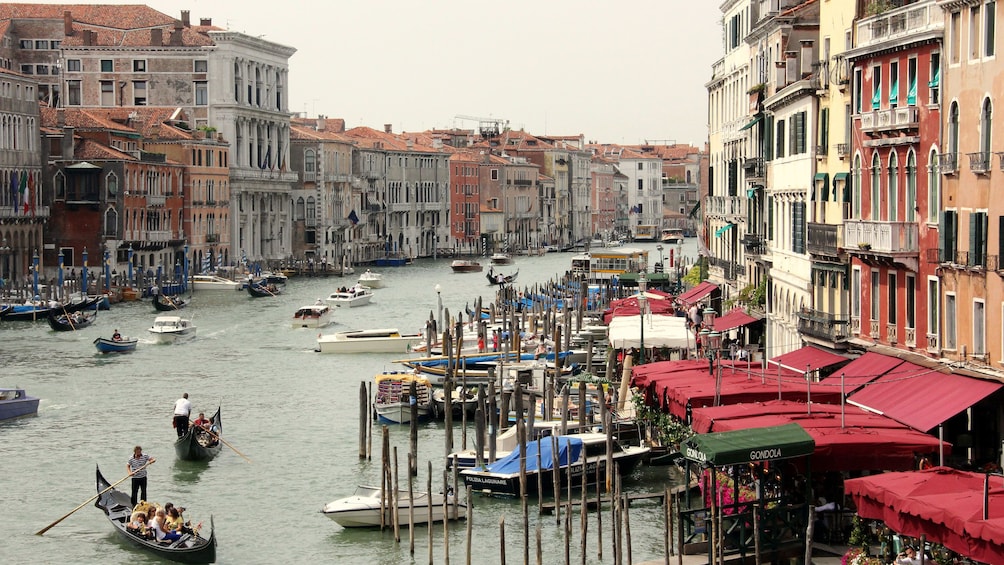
<box><xmin>450</xmin><ymin>259</ymin><xmax>483</xmax><ymax>273</ymax></box>
<box><xmin>47</xmin><ymin>310</ymin><xmax>97</xmax><ymax>331</ymax></box>
<box><xmin>325</xmin><ymin>284</ymin><xmax>373</xmax><ymax>307</ymax></box>
<box><xmin>0</xmin><ymin>388</ymin><xmax>39</xmax><ymax>421</ymax></box>
<box><xmin>1</xmin><ymin>295</ymin><xmax>103</xmax><ymax>322</ymax></box>
<box><xmin>94</xmin><ymin>336</ymin><xmax>139</xmax><ymax>354</ymax></box>
<box><xmin>190</xmin><ymin>275</ymin><xmax>243</xmax><ymax>292</ymax></box>
<box><xmin>94</xmin><ymin>465</ymin><xmax>216</xmax><ymax>563</ymax></box>
<box><xmin>357</xmin><ymin>269</ymin><xmax>385</xmax><ymax>289</ymax></box>
<box><xmin>148</xmin><ymin>315</ymin><xmax>196</xmax><ymax>344</ymax></box>
<box><xmin>175</xmin><ymin>407</ymin><xmax>223</xmax><ymax>462</ymax></box>
<box><xmin>292</xmin><ymin>302</ymin><xmax>332</xmax><ymax>328</ymax></box>
<box><xmin>432</xmin><ymin>386</ymin><xmax>479</xmax><ymax>419</ymax></box>
<box><xmin>154</xmin><ymin>293</ymin><xmax>187</xmax><ymax>311</ymax></box>
<box><xmin>374</xmin><ymin>372</ymin><xmax>433</xmax><ymax>424</ymax></box>
<box><xmin>322</xmin><ymin>485</ymin><xmax>467</xmax><ymax>528</ymax></box>
<box><xmin>316</xmin><ymin>328</ymin><xmax>422</xmax><ymax>354</ymax></box>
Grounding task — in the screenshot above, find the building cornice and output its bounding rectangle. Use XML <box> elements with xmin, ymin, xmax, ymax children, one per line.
<box><xmin>844</xmin><ymin>31</ymin><xmax>943</xmax><ymax>61</ymax></box>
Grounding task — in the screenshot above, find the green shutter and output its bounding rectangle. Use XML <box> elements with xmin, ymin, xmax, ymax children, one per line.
<box><xmin>970</xmin><ymin>212</ymin><xmax>978</xmax><ymax>266</ymax></box>
<box><xmin>872</xmin><ymin>85</ymin><xmax>882</xmax><ymax>109</ymax></box>
<box><xmin>768</xmin><ymin>195</ymin><xmax>774</xmax><ymax>240</ymax></box>
<box><xmin>938</xmin><ymin>211</ymin><xmax>947</xmax><ymax>262</ymax></box>
<box><xmin>907</xmin><ymin>75</ymin><xmax>917</xmax><ymax>105</ymax></box>
<box><xmin>764</xmin><ymin>115</ymin><xmax>774</xmax><ymax>161</ymax></box>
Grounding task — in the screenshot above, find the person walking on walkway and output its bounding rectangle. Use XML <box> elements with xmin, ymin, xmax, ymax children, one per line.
<box><xmin>127</xmin><ymin>445</ymin><xmax>155</xmax><ymax>506</ymax></box>
<box><xmin>173</xmin><ymin>393</ymin><xmax>192</xmax><ymax>437</ymax></box>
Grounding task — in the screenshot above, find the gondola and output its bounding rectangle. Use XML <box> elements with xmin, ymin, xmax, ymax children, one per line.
<box><xmin>154</xmin><ymin>293</ymin><xmax>188</xmax><ymax>311</ymax></box>
<box><xmin>486</xmin><ymin>267</ymin><xmax>518</xmax><ymax>286</ymax></box>
<box><xmin>47</xmin><ymin>310</ymin><xmax>97</xmax><ymax>331</ymax></box>
<box><xmin>247</xmin><ymin>280</ymin><xmax>281</xmax><ymax>298</ymax></box>
<box><xmin>174</xmin><ymin>406</ymin><xmax>223</xmax><ymax>462</ymax></box>
<box><xmin>1</xmin><ymin>295</ymin><xmax>102</xmax><ymax>322</ymax></box>
<box><xmin>94</xmin><ymin>465</ymin><xmax>216</xmax><ymax>563</ymax></box>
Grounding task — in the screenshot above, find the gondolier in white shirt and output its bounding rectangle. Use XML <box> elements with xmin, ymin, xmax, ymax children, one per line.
<box><xmin>173</xmin><ymin>393</ymin><xmax>192</xmax><ymax>437</ymax></box>
<box><xmin>127</xmin><ymin>445</ymin><xmax>155</xmax><ymax>506</ymax></box>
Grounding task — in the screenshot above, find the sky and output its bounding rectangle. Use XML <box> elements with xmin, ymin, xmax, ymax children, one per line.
<box><xmin>40</xmin><ymin>0</ymin><xmax>723</xmax><ymax>146</ymax></box>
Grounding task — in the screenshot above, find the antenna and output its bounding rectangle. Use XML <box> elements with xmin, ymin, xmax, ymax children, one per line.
<box><xmin>454</xmin><ymin>115</ymin><xmax>507</xmax><ymax>138</ymax></box>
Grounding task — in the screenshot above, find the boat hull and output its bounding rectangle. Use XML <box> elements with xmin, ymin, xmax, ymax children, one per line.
<box><xmin>322</xmin><ymin>486</ymin><xmax>467</xmax><ymax>528</ymax></box>
<box><xmin>94</xmin><ymin>337</ymin><xmax>138</xmax><ymax>354</ymax></box>
<box><xmin>291</xmin><ymin>306</ymin><xmax>332</xmax><ymax>328</ymax></box>
<box><xmin>375</xmin><ymin>402</ymin><xmax>433</xmax><ymax>424</ymax></box>
<box><xmin>174</xmin><ymin>407</ymin><xmax>223</xmax><ymax>462</ymax></box>
<box><xmin>317</xmin><ymin>330</ymin><xmax>422</xmax><ymax>353</ymax></box>
<box><xmin>327</xmin><ymin>295</ymin><xmax>372</xmax><ymax>308</ymax></box>
<box><xmin>357</xmin><ymin>274</ymin><xmax>385</xmax><ymax>288</ymax></box>
<box><xmin>0</xmin><ymin>389</ymin><xmax>39</xmax><ymax>421</ymax></box>
<box><xmin>154</xmin><ymin>294</ymin><xmax>187</xmax><ymax>311</ymax></box>
<box><xmin>148</xmin><ymin>329</ymin><xmax>196</xmax><ymax>344</ymax></box>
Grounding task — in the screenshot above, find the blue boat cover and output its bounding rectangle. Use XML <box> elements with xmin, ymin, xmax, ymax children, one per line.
<box><xmin>413</xmin><ymin>351</ymin><xmax>572</xmax><ymax>367</ymax></box>
<box><xmin>484</xmin><ymin>436</ymin><xmax>583</xmax><ymax>474</ymax></box>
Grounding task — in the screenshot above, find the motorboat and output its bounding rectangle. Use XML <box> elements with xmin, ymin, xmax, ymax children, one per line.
<box><xmin>490</xmin><ymin>252</ymin><xmax>514</xmax><ymax>265</ymax></box>
<box><xmin>292</xmin><ymin>303</ymin><xmax>333</xmax><ymax>328</ymax></box>
<box><xmin>450</xmin><ymin>259</ymin><xmax>483</xmax><ymax>273</ymax></box>
<box><xmin>0</xmin><ymin>388</ymin><xmax>39</xmax><ymax>421</ymax></box>
<box><xmin>325</xmin><ymin>284</ymin><xmax>374</xmax><ymax>308</ymax></box>
<box><xmin>374</xmin><ymin>372</ymin><xmax>433</xmax><ymax>424</ymax></box>
<box><xmin>460</xmin><ymin>432</ymin><xmax>650</xmax><ymax>497</ymax></box>
<box><xmin>316</xmin><ymin>328</ymin><xmax>423</xmax><ymax>354</ymax></box>
<box><xmin>93</xmin><ymin>336</ymin><xmax>139</xmax><ymax>354</ymax></box>
<box><xmin>661</xmin><ymin>227</ymin><xmax>685</xmax><ymax>244</ymax></box>
<box><xmin>148</xmin><ymin>315</ymin><xmax>196</xmax><ymax>344</ymax></box>
<box><xmin>191</xmin><ymin>274</ymin><xmax>243</xmax><ymax>291</ymax></box>
<box><xmin>357</xmin><ymin>270</ymin><xmax>385</xmax><ymax>289</ymax></box>
<box><xmin>322</xmin><ymin>485</ymin><xmax>467</xmax><ymax>528</ymax></box>
<box><xmin>432</xmin><ymin>386</ymin><xmax>479</xmax><ymax>419</ymax></box>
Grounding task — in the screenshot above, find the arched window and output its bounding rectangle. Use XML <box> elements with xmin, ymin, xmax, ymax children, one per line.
<box><xmin>295</xmin><ymin>197</ymin><xmax>305</xmax><ymax>220</ymax></box>
<box><xmin>53</xmin><ymin>171</ymin><xmax>65</xmax><ymax>200</ymax></box>
<box><xmin>105</xmin><ymin>171</ymin><xmax>119</xmax><ymax>199</ymax></box>
<box><xmin>853</xmin><ymin>154</ymin><xmax>863</xmax><ymax>219</ymax></box>
<box><xmin>304</xmin><ymin>149</ymin><xmax>315</xmax><ymax>175</ymax></box>
<box><xmin>306</xmin><ymin>197</ymin><xmax>316</xmax><ymax>222</ymax></box>
<box><xmin>980</xmin><ymin>97</ymin><xmax>992</xmax><ymax>159</ymax></box>
<box><xmin>887</xmin><ymin>151</ymin><xmax>898</xmax><ymax>221</ymax></box>
<box><xmin>928</xmin><ymin>148</ymin><xmax>940</xmax><ymax>222</ymax></box>
<box><xmin>103</xmin><ymin>206</ymin><xmax>118</xmax><ymax>237</ymax></box>
<box><xmin>870</xmin><ymin>152</ymin><xmax>881</xmax><ymax>219</ymax></box>
<box><xmin>906</xmin><ymin>150</ymin><xmax>917</xmax><ymax>223</ymax></box>
<box><xmin>948</xmin><ymin>101</ymin><xmax>960</xmax><ymax>162</ymax></box>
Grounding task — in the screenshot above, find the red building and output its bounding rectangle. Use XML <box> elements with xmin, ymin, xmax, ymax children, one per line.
<box><xmin>448</xmin><ymin>151</ymin><xmax>481</xmax><ymax>248</ymax></box>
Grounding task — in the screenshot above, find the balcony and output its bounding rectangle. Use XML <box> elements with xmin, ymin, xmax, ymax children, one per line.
<box><xmin>796</xmin><ymin>308</ymin><xmax>849</xmax><ymax>344</ymax></box>
<box><xmin>743</xmin><ymin>158</ymin><xmax>765</xmax><ymax>180</ymax></box>
<box><xmin>836</xmin><ymin>143</ymin><xmax>849</xmax><ymax>158</ymax></box>
<box><xmin>147</xmin><ymin>194</ymin><xmax>166</xmax><ymax>207</ymax></box>
<box><xmin>705</xmin><ymin>195</ymin><xmax>745</xmax><ymax>219</ymax></box>
<box><xmin>807</xmin><ymin>223</ymin><xmax>842</xmax><ymax>256</ymax></box>
<box><xmin>855</xmin><ymin>0</ymin><xmax>943</xmax><ymax>50</ymax></box>
<box><xmin>205</xmin><ymin>233</ymin><xmax>219</xmax><ymax>243</ymax></box>
<box><xmin>325</xmin><ymin>173</ymin><xmax>351</xmax><ymax>183</ymax></box>
<box><xmin>742</xmin><ymin>233</ymin><xmax>767</xmax><ymax>256</ymax></box>
<box><xmin>860</xmin><ymin>106</ymin><xmax>918</xmax><ymax>134</ymax></box>
<box><xmin>968</xmin><ymin>152</ymin><xmax>991</xmax><ymax>174</ymax></box>
<box><xmin>939</xmin><ymin>152</ymin><xmax>957</xmax><ymax>174</ymax></box>
<box><xmin>708</xmin><ymin>256</ymin><xmax>741</xmax><ymax>281</ymax></box>
<box><xmin>843</xmin><ymin>220</ymin><xmax>919</xmax><ymax>269</ymax></box>
<box><xmin>305</xmin><ymin>216</ymin><xmax>318</xmax><ymax>228</ymax></box>
<box><xmin>303</xmin><ymin>171</ymin><xmax>316</xmax><ymax>182</ymax></box>
<box><xmin>816</xmin><ymin>144</ymin><xmax>827</xmax><ymax>157</ymax></box>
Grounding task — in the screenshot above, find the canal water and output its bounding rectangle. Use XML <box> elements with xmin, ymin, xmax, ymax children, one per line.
<box><xmin>1</xmin><ymin>241</ymin><xmax>697</xmax><ymax>564</ymax></box>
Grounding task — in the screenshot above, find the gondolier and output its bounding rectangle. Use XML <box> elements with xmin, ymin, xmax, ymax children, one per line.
<box><xmin>127</xmin><ymin>445</ymin><xmax>155</xmax><ymax>505</ymax></box>
<box><xmin>173</xmin><ymin>393</ymin><xmax>191</xmax><ymax>437</ymax></box>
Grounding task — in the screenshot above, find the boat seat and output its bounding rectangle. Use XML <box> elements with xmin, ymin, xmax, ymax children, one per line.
<box><xmin>107</xmin><ymin>506</ymin><xmax>133</xmax><ymax>521</ymax></box>
<box><xmin>168</xmin><ymin>534</ymin><xmax>192</xmax><ymax>548</ymax></box>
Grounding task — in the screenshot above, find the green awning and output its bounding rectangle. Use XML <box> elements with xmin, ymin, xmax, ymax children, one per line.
<box><xmin>739</xmin><ymin>115</ymin><xmax>763</xmax><ymax>131</ymax></box>
<box><xmin>871</xmin><ymin>86</ymin><xmax>881</xmax><ymax>109</ymax></box>
<box><xmin>814</xmin><ymin>172</ymin><xmax>830</xmax><ymax>201</ymax></box>
<box><xmin>714</xmin><ymin>223</ymin><xmax>735</xmax><ymax>237</ymax></box>
<box><xmin>688</xmin><ymin>201</ymin><xmax>701</xmax><ymax>219</ymax></box>
<box><xmin>683</xmin><ymin>423</ymin><xmax>816</xmax><ymax>467</ymax></box>
<box><xmin>833</xmin><ymin>172</ymin><xmax>850</xmax><ymax>203</ymax></box>
<box><xmin>888</xmin><ymin>78</ymin><xmax>899</xmax><ymax>105</ymax></box>
<box><xmin>928</xmin><ymin>67</ymin><xmax>940</xmax><ymax>88</ymax></box>
<box><xmin>907</xmin><ymin>76</ymin><xmax>917</xmax><ymax>105</ymax></box>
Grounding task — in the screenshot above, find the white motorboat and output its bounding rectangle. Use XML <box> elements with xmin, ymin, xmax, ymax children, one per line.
<box><xmin>316</xmin><ymin>328</ymin><xmax>423</xmax><ymax>354</ymax></box>
<box><xmin>325</xmin><ymin>284</ymin><xmax>374</xmax><ymax>307</ymax></box>
<box><xmin>490</xmin><ymin>252</ymin><xmax>514</xmax><ymax>265</ymax></box>
<box><xmin>432</xmin><ymin>386</ymin><xmax>479</xmax><ymax>419</ymax></box>
<box><xmin>374</xmin><ymin>372</ymin><xmax>433</xmax><ymax>424</ymax></box>
<box><xmin>322</xmin><ymin>485</ymin><xmax>467</xmax><ymax>528</ymax></box>
<box><xmin>291</xmin><ymin>302</ymin><xmax>333</xmax><ymax>328</ymax></box>
<box><xmin>147</xmin><ymin>315</ymin><xmax>196</xmax><ymax>344</ymax></box>
<box><xmin>450</xmin><ymin>259</ymin><xmax>483</xmax><ymax>273</ymax></box>
<box><xmin>357</xmin><ymin>269</ymin><xmax>385</xmax><ymax>289</ymax></box>
<box><xmin>191</xmin><ymin>274</ymin><xmax>243</xmax><ymax>291</ymax></box>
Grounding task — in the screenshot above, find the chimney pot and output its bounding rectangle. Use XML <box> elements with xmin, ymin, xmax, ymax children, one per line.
<box><xmin>181</xmin><ymin>10</ymin><xmax>190</xmax><ymax>27</ymax></box>
<box><xmin>63</xmin><ymin>10</ymin><xmax>74</xmax><ymax>36</ymax></box>
<box><xmin>200</xmin><ymin>18</ymin><xmax>212</xmax><ymax>27</ymax></box>
<box><xmin>384</xmin><ymin>124</ymin><xmax>392</xmax><ymax>133</ymax></box>
<box><xmin>317</xmin><ymin>116</ymin><xmax>326</xmax><ymax>132</ymax></box>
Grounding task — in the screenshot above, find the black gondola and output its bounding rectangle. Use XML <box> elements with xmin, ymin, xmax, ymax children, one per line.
<box><xmin>486</xmin><ymin>267</ymin><xmax>518</xmax><ymax>286</ymax></box>
<box><xmin>94</xmin><ymin>465</ymin><xmax>217</xmax><ymax>563</ymax></box>
<box><xmin>1</xmin><ymin>295</ymin><xmax>102</xmax><ymax>322</ymax></box>
<box><xmin>174</xmin><ymin>407</ymin><xmax>223</xmax><ymax>462</ymax></box>
<box><xmin>247</xmin><ymin>280</ymin><xmax>281</xmax><ymax>297</ymax></box>
<box><xmin>47</xmin><ymin>310</ymin><xmax>97</xmax><ymax>331</ymax></box>
<box><xmin>154</xmin><ymin>293</ymin><xmax>188</xmax><ymax>311</ymax></box>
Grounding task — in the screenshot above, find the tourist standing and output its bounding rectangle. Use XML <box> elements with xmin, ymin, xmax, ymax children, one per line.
<box><xmin>173</xmin><ymin>393</ymin><xmax>191</xmax><ymax>437</ymax></box>
<box><xmin>127</xmin><ymin>446</ymin><xmax>155</xmax><ymax>506</ymax></box>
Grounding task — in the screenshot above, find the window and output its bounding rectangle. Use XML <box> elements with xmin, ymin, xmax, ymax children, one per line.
<box><xmin>887</xmin><ymin>151</ymin><xmax>899</xmax><ymax>221</ymax></box>
<box><xmin>789</xmin><ymin>111</ymin><xmax>806</xmax><ymax>155</ymax></box>
<box><xmin>906</xmin><ymin>275</ymin><xmax>916</xmax><ymax>330</ymax></box>
<box><xmin>490</xmin><ymin>169</ymin><xmax>499</xmax><ymax>180</ymax></box>
<box><xmin>133</xmin><ymin>81</ymin><xmax>146</xmax><ymax>105</ymax></box>
<box><xmin>974</xmin><ymin>300</ymin><xmax>986</xmax><ymax>356</ymax></box>
<box><xmin>871</xmin><ymin>65</ymin><xmax>882</xmax><ymax>109</ymax></box>
<box><xmin>871</xmin><ymin>152</ymin><xmax>881</xmax><ymax>219</ymax></box>
<box><xmin>792</xmin><ymin>201</ymin><xmax>806</xmax><ymax>254</ymax></box>
<box><xmin>987</xmin><ymin>1</ymin><xmax>997</xmax><ymax>57</ymax></box>
<box><xmin>100</xmin><ymin>80</ymin><xmax>114</xmax><ymax>106</ymax></box>
<box><xmin>776</xmin><ymin>119</ymin><xmax>786</xmax><ymax>158</ymax></box>
<box><xmin>304</xmin><ymin>150</ymin><xmax>315</xmax><ymax>173</ymax></box>
<box><xmin>906</xmin><ymin>151</ymin><xmax>917</xmax><ymax>223</ymax></box>
<box><xmin>19</xmin><ymin>39</ymin><xmax>32</xmax><ymax>49</ymax></box>
<box><xmin>981</xmin><ymin>98</ymin><xmax>993</xmax><ymax>158</ymax></box>
<box><xmin>889</xmin><ymin>61</ymin><xmax>899</xmax><ymax>107</ymax></box>
<box><xmin>853</xmin><ymin>68</ymin><xmax>863</xmax><ymax>113</ymax></box>
<box><xmin>949</xmin><ymin>102</ymin><xmax>960</xmax><ymax>157</ymax></box>
<box><xmin>970</xmin><ymin>211</ymin><xmax>988</xmax><ymax>267</ymax></box>
<box><xmin>853</xmin><ymin>154</ymin><xmax>863</xmax><ymax>218</ymax></box>
<box><xmin>66</xmin><ymin>59</ymin><xmax>81</xmax><ymax>72</ymax></box>
<box><xmin>67</xmin><ymin>80</ymin><xmax>81</xmax><ymax>106</ymax></box>
<box><xmin>133</xmin><ymin>60</ymin><xmax>146</xmax><ymax>72</ymax></box>
<box><xmin>34</xmin><ymin>40</ymin><xmax>48</xmax><ymax>50</ymax></box>
<box><xmin>940</xmin><ymin>210</ymin><xmax>958</xmax><ymax>262</ymax></box>
<box><xmin>888</xmin><ymin>273</ymin><xmax>897</xmax><ymax>324</ymax></box>
<box><xmin>971</xmin><ymin>5</ymin><xmax>982</xmax><ymax>60</ymax></box>
<box><xmin>100</xmin><ymin>59</ymin><xmax>113</xmax><ymax>72</ymax></box>
<box><xmin>907</xmin><ymin>58</ymin><xmax>918</xmax><ymax>105</ymax></box>
<box><xmin>945</xmin><ymin>294</ymin><xmax>957</xmax><ymax>350</ymax></box>
<box><xmin>871</xmin><ymin>270</ymin><xmax>880</xmax><ymax>322</ymax></box>
<box><xmin>195</xmin><ymin>81</ymin><xmax>208</xmax><ymax>105</ymax></box>
<box><xmin>194</xmin><ymin>60</ymin><xmax>208</xmax><ymax>73</ymax></box>
<box><xmin>851</xmin><ymin>268</ymin><xmax>861</xmax><ymax>317</ymax></box>
<box><xmin>637</xmin><ymin>179</ymin><xmax>644</xmax><ymax>191</ymax></box>
<box><xmin>928</xmin><ymin>278</ymin><xmax>940</xmax><ymax>341</ymax></box>
<box><xmin>819</xmin><ymin>107</ymin><xmax>829</xmax><ymax>151</ymax></box>
<box><xmin>951</xmin><ymin>12</ymin><xmax>961</xmax><ymax>64</ymax></box>
<box><xmin>19</xmin><ymin>64</ymin><xmax>33</xmax><ymax>75</ymax></box>
<box><xmin>35</xmin><ymin>64</ymin><xmax>48</xmax><ymax>75</ymax></box>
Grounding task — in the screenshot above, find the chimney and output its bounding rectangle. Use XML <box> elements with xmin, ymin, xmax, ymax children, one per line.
<box><xmin>384</xmin><ymin>124</ymin><xmax>392</xmax><ymax>133</ymax></box>
<box><xmin>800</xmin><ymin>40</ymin><xmax>814</xmax><ymax>78</ymax></box>
<box><xmin>200</xmin><ymin>18</ymin><xmax>212</xmax><ymax>27</ymax></box>
<box><xmin>181</xmin><ymin>10</ymin><xmax>190</xmax><ymax>27</ymax></box>
<box><xmin>82</xmin><ymin>30</ymin><xmax>92</xmax><ymax>46</ymax></box>
<box><xmin>317</xmin><ymin>115</ymin><xmax>326</xmax><ymax>132</ymax></box>
<box><xmin>775</xmin><ymin>61</ymin><xmax>786</xmax><ymax>90</ymax></box>
<box><xmin>170</xmin><ymin>21</ymin><xmax>184</xmax><ymax>45</ymax></box>
<box><xmin>63</xmin><ymin>10</ymin><xmax>74</xmax><ymax>36</ymax></box>
<box><xmin>406</xmin><ymin>139</ymin><xmax>414</xmax><ymax>150</ymax></box>
<box><xmin>62</xmin><ymin>126</ymin><xmax>75</xmax><ymax>160</ymax></box>
<box><xmin>57</xmin><ymin>108</ymin><xmax>65</xmax><ymax>127</ymax></box>
<box><xmin>151</xmin><ymin>28</ymin><xmax>163</xmax><ymax>46</ymax></box>
<box><xmin>785</xmin><ymin>51</ymin><xmax>798</xmax><ymax>85</ymax></box>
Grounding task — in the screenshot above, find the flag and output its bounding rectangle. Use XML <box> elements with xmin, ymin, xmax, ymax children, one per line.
<box><xmin>261</xmin><ymin>146</ymin><xmax>271</xmax><ymax>170</ymax></box>
<box><xmin>21</xmin><ymin>172</ymin><xmax>30</xmax><ymax>214</ymax></box>
<box><xmin>241</xmin><ymin>250</ymin><xmax>248</xmax><ymax>267</ymax></box>
<box><xmin>9</xmin><ymin>172</ymin><xmax>17</xmax><ymax>212</ymax></box>
<box><xmin>28</xmin><ymin>172</ymin><xmax>35</xmax><ymax>216</ymax></box>
<box><xmin>347</xmin><ymin>210</ymin><xmax>359</xmax><ymax>225</ymax></box>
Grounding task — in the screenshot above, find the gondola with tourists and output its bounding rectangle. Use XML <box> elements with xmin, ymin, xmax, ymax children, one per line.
<box><xmin>94</xmin><ymin>465</ymin><xmax>217</xmax><ymax>563</ymax></box>
<box><xmin>47</xmin><ymin>310</ymin><xmax>97</xmax><ymax>331</ymax></box>
<box><xmin>247</xmin><ymin>279</ymin><xmax>282</xmax><ymax>298</ymax></box>
<box><xmin>175</xmin><ymin>407</ymin><xmax>223</xmax><ymax>462</ymax></box>
<box><xmin>154</xmin><ymin>293</ymin><xmax>188</xmax><ymax>311</ymax></box>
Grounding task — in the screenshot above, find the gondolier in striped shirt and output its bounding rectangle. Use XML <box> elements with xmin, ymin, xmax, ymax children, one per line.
<box><xmin>173</xmin><ymin>393</ymin><xmax>191</xmax><ymax>437</ymax></box>
<box><xmin>127</xmin><ymin>445</ymin><xmax>155</xmax><ymax>506</ymax></box>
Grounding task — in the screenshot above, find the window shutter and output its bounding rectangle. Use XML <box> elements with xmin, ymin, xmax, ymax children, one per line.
<box><xmin>970</xmin><ymin>212</ymin><xmax>978</xmax><ymax>266</ymax></box>
<box><xmin>768</xmin><ymin>195</ymin><xmax>774</xmax><ymax>240</ymax></box>
<box><xmin>764</xmin><ymin>115</ymin><xmax>774</xmax><ymax>161</ymax></box>
<box><xmin>938</xmin><ymin>211</ymin><xmax>947</xmax><ymax>262</ymax></box>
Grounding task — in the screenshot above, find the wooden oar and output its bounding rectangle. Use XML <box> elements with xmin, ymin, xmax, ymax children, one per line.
<box><xmin>61</xmin><ymin>305</ymin><xmax>76</xmax><ymax>331</ymax></box>
<box><xmin>193</xmin><ymin>423</ymin><xmax>252</xmax><ymax>463</ymax></box>
<box><xmin>35</xmin><ymin>460</ymin><xmax>154</xmax><ymax>536</ymax></box>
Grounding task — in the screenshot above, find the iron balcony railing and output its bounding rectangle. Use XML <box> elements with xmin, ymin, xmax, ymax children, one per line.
<box><xmin>797</xmin><ymin>308</ymin><xmax>849</xmax><ymax>343</ymax></box>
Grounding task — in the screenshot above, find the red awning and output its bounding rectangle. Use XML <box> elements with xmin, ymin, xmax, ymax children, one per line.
<box><xmin>819</xmin><ymin>351</ymin><xmax>905</xmax><ymax>394</ymax></box>
<box><xmin>676</xmin><ymin>281</ymin><xmax>718</xmax><ymax>307</ymax></box>
<box><xmin>711</xmin><ymin>307</ymin><xmax>760</xmax><ymax>332</ymax></box>
<box><xmin>848</xmin><ymin>365</ymin><xmax>1003</xmax><ymax>432</ymax></box>
<box><xmin>769</xmin><ymin>345</ymin><xmax>849</xmax><ymax>373</ymax></box>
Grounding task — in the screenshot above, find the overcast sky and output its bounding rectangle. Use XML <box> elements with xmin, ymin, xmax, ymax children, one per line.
<box><xmin>47</xmin><ymin>0</ymin><xmax>723</xmax><ymax>146</ymax></box>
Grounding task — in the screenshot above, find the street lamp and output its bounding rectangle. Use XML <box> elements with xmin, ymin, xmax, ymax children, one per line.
<box><xmin>656</xmin><ymin>244</ymin><xmax>664</xmax><ymax>272</ymax></box>
<box><xmin>638</xmin><ymin>271</ymin><xmax>648</xmax><ymax>364</ymax></box>
<box><xmin>435</xmin><ymin>283</ymin><xmax>443</xmax><ymax>335</ymax></box>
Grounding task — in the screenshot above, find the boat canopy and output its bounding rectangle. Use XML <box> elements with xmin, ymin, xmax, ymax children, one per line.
<box><xmin>484</xmin><ymin>436</ymin><xmax>584</xmax><ymax>474</ymax></box>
